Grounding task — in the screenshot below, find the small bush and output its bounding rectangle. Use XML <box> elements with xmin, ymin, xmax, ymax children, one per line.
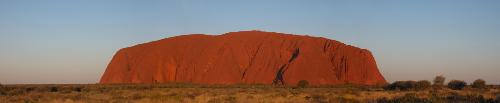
<box><xmin>60</xmin><ymin>86</ymin><xmax>73</xmax><ymax>93</ymax></box>
<box><xmin>0</xmin><ymin>83</ymin><xmax>4</xmax><ymax>95</ymax></box>
<box><xmin>433</xmin><ymin>75</ymin><xmax>446</xmax><ymax>86</ymax></box>
<box><xmin>74</xmin><ymin>86</ymin><xmax>83</xmax><ymax>92</ymax></box>
<box><xmin>384</xmin><ymin>81</ymin><xmax>417</xmax><ymax>91</ymax></box>
<box><xmin>207</xmin><ymin>96</ymin><xmax>236</xmax><ymax>103</ymax></box>
<box><xmin>297</xmin><ymin>80</ymin><xmax>309</xmax><ymax>88</ymax></box>
<box><xmin>49</xmin><ymin>86</ymin><xmax>58</xmax><ymax>92</ymax></box>
<box><xmin>384</xmin><ymin>81</ymin><xmax>398</xmax><ymax>90</ymax></box>
<box><xmin>472</xmin><ymin>79</ymin><xmax>486</xmax><ymax>89</ymax></box>
<box><xmin>378</xmin><ymin>93</ymin><xmax>429</xmax><ymax>102</ymax></box>
<box><xmin>25</xmin><ymin>87</ymin><xmax>35</xmax><ymax>92</ymax></box>
<box><xmin>310</xmin><ymin>94</ymin><xmax>328</xmax><ymax>103</ymax></box>
<box><xmin>415</xmin><ymin>80</ymin><xmax>431</xmax><ymax>90</ymax></box>
<box><xmin>404</xmin><ymin>81</ymin><xmax>417</xmax><ymax>90</ymax></box>
<box><xmin>448</xmin><ymin>80</ymin><xmax>467</xmax><ymax>90</ymax></box>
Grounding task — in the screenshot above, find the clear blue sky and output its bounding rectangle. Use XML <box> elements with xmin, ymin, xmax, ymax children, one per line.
<box><xmin>1</xmin><ymin>0</ymin><xmax>499</xmax><ymax>84</ymax></box>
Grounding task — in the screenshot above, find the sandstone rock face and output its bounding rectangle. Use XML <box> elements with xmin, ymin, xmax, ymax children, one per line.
<box><xmin>100</xmin><ymin>31</ymin><xmax>386</xmax><ymax>86</ymax></box>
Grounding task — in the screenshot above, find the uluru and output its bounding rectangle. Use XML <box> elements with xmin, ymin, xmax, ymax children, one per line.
<box><xmin>99</xmin><ymin>31</ymin><xmax>386</xmax><ymax>86</ymax></box>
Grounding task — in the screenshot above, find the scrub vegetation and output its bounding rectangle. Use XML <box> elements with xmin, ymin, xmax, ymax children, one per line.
<box><xmin>0</xmin><ymin>77</ymin><xmax>499</xmax><ymax>103</ymax></box>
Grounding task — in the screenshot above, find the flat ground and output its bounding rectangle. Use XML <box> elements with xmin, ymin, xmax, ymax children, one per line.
<box><xmin>1</xmin><ymin>84</ymin><xmax>499</xmax><ymax>103</ymax></box>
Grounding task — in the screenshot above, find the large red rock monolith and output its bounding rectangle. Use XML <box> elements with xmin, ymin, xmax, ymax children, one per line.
<box><xmin>100</xmin><ymin>31</ymin><xmax>386</xmax><ymax>86</ymax></box>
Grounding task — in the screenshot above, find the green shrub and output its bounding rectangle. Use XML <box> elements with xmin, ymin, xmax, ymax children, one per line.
<box><xmin>472</xmin><ymin>79</ymin><xmax>486</xmax><ymax>89</ymax></box>
<box><xmin>416</xmin><ymin>80</ymin><xmax>431</xmax><ymax>90</ymax></box>
<box><xmin>297</xmin><ymin>80</ymin><xmax>309</xmax><ymax>88</ymax></box>
<box><xmin>433</xmin><ymin>75</ymin><xmax>446</xmax><ymax>86</ymax></box>
<box><xmin>448</xmin><ymin>80</ymin><xmax>467</xmax><ymax>90</ymax></box>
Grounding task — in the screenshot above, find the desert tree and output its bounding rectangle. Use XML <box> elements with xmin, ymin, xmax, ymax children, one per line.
<box><xmin>384</xmin><ymin>81</ymin><xmax>401</xmax><ymax>90</ymax></box>
<box><xmin>433</xmin><ymin>75</ymin><xmax>446</xmax><ymax>87</ymax></box>
<box><xmin>384</xmin><ymin>81</ymin><xmax>417</xmax><ymax>91</ymax></box>
<box><xmin>415</xmin><ymin>80</ymin><xmax>431</xmax><ymax>90</ymax></box>
<box><xmin>472</xmin><ymin>79</ymin><xmax>486</xmax><ymax>89</ymax></box>
<box><xmin>403</xmin><ymin>81</ymin><xmax>417</xmax><ymax>90</ymax></box>
<box><xmin>447</xmin><ymin>80</ymin><xmax>467</xmax><ymax>90</ymax></box>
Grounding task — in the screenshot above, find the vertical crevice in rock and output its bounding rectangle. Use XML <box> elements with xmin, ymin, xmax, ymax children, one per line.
<box><xmin>362</xmin><ymin>52</ymin><xmax>368</xmax><ymax>80</ymax></box>
<box><xmin>323</xmin><ymin>40</ymin><xmax>330</xmax><ymax>53</ymax></box>
<box><xmin>123</xmin><ymin>52</ymin><xmax>131</xmax><ymax>72</ymax></box>
<box><xmin>241</xmin><ymin>71</ymin><xmax>247</xmax><ymax>80</ymax></box>
<box><xmin>174</xmin><ymin>64</ymin><xmax>179</xmax><ymax>81</ymax></box>
<box><xmin>272</xmin><ymin>65</ymin><xmax>286</xmax><ymax>85</ymax></box>
<box><xmin>241</xmin><ymin>43</ymin><xmax>264</xmax><ymax>80</ymax></box>
<box><xmin>336</xmin><ymin>56</ymin><xmax>349</xmax><ymax>82</ymax></box>
<box><xmin>123</xmin><ymin>51</ymin><xmax>133</xmax><ymax>83</ymax></box>
<box><xmin>343</xmin><ymin>56</ymin><xmax>349</xmax><ymax>83</ymax></box>
<box><xmin>288</xmin><ymin>48</ymin><xmax>300</xmax><ymax>62</ymax></box>
<box><xmin>273</xmin><ymin>48</ymin><xmax>300</xmax><ymax>86</ymax></box>
<box><xmin>126</xmin><ymin>64</ymin><xmax>131</xmax><ymax>72</ymax></box>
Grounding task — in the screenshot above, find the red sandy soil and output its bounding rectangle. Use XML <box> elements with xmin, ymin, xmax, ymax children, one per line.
<box><xmin>100</xmin><ymin>30</ymin><xmax>386</xmax><ymax>86</ymax></box>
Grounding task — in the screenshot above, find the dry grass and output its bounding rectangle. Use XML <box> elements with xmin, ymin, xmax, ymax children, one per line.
<box><xmin>0</xmin><ymin>84</ymin><xmax>499</xmax><ymax>103</ymax></box>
